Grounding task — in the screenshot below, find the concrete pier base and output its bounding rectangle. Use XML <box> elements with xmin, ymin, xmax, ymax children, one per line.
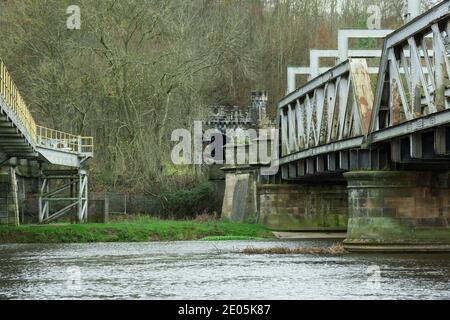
<box><xmin>344</xmin><ymin>171</ymin><xmax>450</xmax><ymax>252</ymax></box>
<box><xmin>257</xmin><ymin>184</ymin><xmax>348</xmax><ymax>231</ymax></box>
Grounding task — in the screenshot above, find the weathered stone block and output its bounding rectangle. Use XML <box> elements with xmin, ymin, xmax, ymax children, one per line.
<box><xmin>344</xmin><ymin>171</ymin><xmax>450</xmax><ymax>252</ymax></box>
<box><xmin>257</xmin><ymin>184</ymin><xmax>348</xmax><ymax>231</ymax></box>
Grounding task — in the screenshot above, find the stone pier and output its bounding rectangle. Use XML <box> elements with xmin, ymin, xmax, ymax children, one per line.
<box><xmin>0</xmin><ymin>167</ymin><xmax>19</xmax><ymax>226</ymax></box>
<box><xmin>344</xmin><ymin>171</ymin><xmax>450</xmax><ymax>252</ymax></box>
<box><xmin>222</xmin><ymin>166</ymin><xmax>258</xmax><ymax>223</ymax></box>
<box><xmin>257</xmin><ymin>184</ymin><xmax>348</xmax><ymax>231</ymax></box>
<box><xmin>223</xmin><ymin>168</ymin><xmax>450</xmax><ymax>251</ymax></box>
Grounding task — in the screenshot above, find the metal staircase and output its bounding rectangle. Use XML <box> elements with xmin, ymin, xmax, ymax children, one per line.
<box><xmin>0</xmin><ymin>59</ymin><xmax>94</xmax><ymax>223</ymax></box>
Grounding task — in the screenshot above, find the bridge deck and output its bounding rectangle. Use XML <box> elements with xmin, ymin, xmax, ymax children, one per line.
<box><xmin>0</xmin><ymin>60</ymin><xmax>93</xmax><ymax>168</ymax></box>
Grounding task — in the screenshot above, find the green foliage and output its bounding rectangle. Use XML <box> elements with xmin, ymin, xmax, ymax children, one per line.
<box><xmin>353</xmin><ymin>15</ymin><xmax>378</xmax><ymax>50</ymax></box>
<box><xmin>161</xmin><ymin>182</ymin><xmax>215</xmax><ymax>218</ymax></box>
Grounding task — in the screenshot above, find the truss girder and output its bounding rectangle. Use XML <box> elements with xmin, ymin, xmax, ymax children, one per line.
<box><xmin>279</xmin><ymin>59</ymin><xmax>374</xmax><ymax>161</ymax></box>
<box><xmin>371</xmin><ymin>1</ymin><xmax>450</xmax><ymax>133</ymax></box>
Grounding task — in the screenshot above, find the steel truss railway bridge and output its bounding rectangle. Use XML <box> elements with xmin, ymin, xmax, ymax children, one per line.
<box><xmin>278</xmin><ymin>1</ymin><xmax>450</xmax><ymax>180</ymax></box>
<box><xmin>222</xmin><ymin>1</ymin><xmax>450</xmax><ymax>252</ymax></box>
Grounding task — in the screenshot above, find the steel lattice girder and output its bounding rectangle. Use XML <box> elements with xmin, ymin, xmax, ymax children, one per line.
<box><xmin>370</xmin><ymin>0</ymin><xmax>450</xmax><ymax>134</ymax></box>
<box><xmin>278</xmin><ymin>59</ymin><xmax>374</xmax><ymax>163</ymax></box>
<box><xmin>276</xmin><ymin>1</ymin><xmax>450</xmax><ymax>173</ymax></box>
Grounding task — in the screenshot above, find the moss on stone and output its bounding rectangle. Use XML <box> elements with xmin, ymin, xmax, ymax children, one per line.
<box><xmin>347</xmin><ymin>217</ymin><xmax>450</xmax><ymax>243</ymax></box>
<box><xmin>265</xmin><ymin>212</ymin><xmax>348</xmax><ymax>232</ymax></box>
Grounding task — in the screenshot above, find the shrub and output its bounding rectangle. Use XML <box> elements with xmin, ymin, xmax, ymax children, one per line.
<box><xmin>160</xmin><ymin>182</ymin><xmax>215</xmax><ymax>219</ymax></box>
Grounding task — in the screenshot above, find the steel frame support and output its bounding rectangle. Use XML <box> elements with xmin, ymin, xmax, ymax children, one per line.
<box><xmin>38</xmin><ymin>169</ymin><xmax>88</xmax><ymax>224</ymax></box>
<box><xmin>327</xmin><ymin>153</ymin><xmax>337</xmax><ymax>171</ymax></box>
<box><xmin>435</xmin><ymin>126</ymin><xmax>447</xmax><ymax>155</ymax></box>
<box><xmin>337</xmin><ymin>29</ymin><xmax>393</xmax><ymax>62</ymax></box>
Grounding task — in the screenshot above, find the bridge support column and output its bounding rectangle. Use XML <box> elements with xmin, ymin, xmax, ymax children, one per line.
<box><xmin>222</xmin><ymin>166</ymin><xmax>258</xmax><ymax>223</ymax></box>
<box><xmin>38</xmin><ymin>169</ymin><xmax>88</xmax><ymax>224</ymax></box>
<box><xmin>257</xmin><ymin>183</ymin><xmax>348</xmax><ymax>231</ymax></box>
<box><xmin>0</xmin><ymin>166</ymin><xmax>19</xmax><ymax>226</ymax></box>
<box><xmin>221</xmin><ymin>132</ymin><xmax>275</xmax><ymax>223</ymax></box>
<box><xmin>344</xmin><ymin>171</ymin><xmax>450</xmax><ymax>252</ymax></box>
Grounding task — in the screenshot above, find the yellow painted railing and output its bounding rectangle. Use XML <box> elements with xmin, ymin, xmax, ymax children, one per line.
<box><xmin>0</xmin><ymin>60</ymin><xmax>37</xmax><ymax>142</ymax></box>
<box><xmin>0</xmin><ymin>59</ymin><xmax>93</xmax><ymax>156</ymax></box>
<box><xmin>36</xmin><ymin>126</ymin><xmax>94</xmax><ymax>154</ymax></box>
<box><xmin>80</xmin><ymin>136</ymin><xmax>94</xmax><ymax>154</ymax></box>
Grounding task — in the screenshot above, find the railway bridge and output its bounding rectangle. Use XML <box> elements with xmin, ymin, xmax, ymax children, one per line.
<box><xmin>223</xmin><ymin>0</ymin><xmax>450</xmax><ymax>251</ymax></box>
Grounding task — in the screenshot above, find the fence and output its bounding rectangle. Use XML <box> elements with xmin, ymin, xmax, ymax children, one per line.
<box><xmin>9</xmin><ymin>177</ymin><xmax>225</xmax><ymax>224</ymax></box>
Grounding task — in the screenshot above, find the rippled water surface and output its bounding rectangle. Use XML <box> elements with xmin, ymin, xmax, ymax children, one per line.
<box><xmin>0</xmin><ymin>241</ymin><xmax>449</xmax><ymax>299</ymax></box>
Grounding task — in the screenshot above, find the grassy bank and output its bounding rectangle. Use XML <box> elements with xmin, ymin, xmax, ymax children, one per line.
<box><xmin>0</xmin><ymin>219</ymin><xmax>275</xmax><ymax>243</ymax></box>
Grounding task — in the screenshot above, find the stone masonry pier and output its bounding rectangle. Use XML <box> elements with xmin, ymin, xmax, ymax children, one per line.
<box><xmin>344</xmin><ymin>171</ymin><xmax>450</xmax><ymax>252</ymax></box>
<box><xmin>222</xmin><ymin>166</ymin><xmax>450</xmax><ymax>252</ymax></box>
<box><xmin>257</xmin><ymin>184</ymin><xmax>347</xmax><ymax>232</ymax></box>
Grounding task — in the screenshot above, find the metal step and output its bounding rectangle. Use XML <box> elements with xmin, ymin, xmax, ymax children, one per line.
<box><xmin>0</xmin><ymin>128</ymin><xmax>19</xmax><ymax>134</ymax></box>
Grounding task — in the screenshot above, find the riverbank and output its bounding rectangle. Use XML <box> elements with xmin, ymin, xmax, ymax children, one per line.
<box><xmin>0</xmin><ymin>219</ymin><xmax>275</xmax><ymax>243</ymax></box>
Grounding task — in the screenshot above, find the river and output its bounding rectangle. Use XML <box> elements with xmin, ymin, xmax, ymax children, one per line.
<box><xmin>0</xmin><ymin>240</ymin><xmax>449</xmax><ymax>300</ymax></box>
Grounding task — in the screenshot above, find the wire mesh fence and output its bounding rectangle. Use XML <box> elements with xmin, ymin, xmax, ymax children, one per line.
<box><xmin>89</xmin><ymin>192</ymin><xmax>165</xmax><ymax>222</ymax></box>
<box><xmin>2</xmin><ymin>171</ymin><xmax>225</xmax><ymax>224</ymax></box>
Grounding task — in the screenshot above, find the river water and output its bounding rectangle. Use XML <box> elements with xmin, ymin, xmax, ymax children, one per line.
<box><xmin>0</xmin><ymin>240</ymin><xmax>449</xmax><ymax>300</ymax></box>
